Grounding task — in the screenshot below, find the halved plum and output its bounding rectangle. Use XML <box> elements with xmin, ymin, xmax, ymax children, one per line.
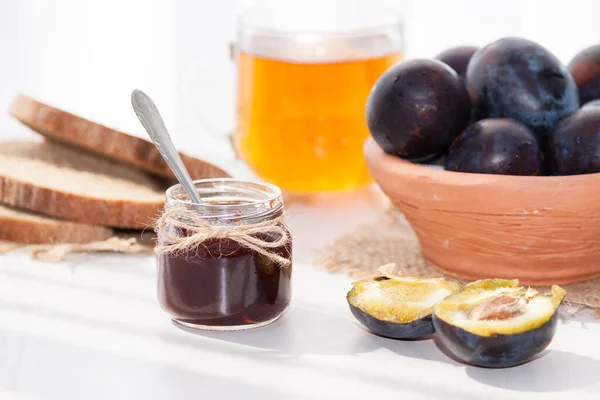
<box><xmin>432</xmin><ymin>279</ymin><xmax>566</xmax><ymax>368</ymax></box>
<box><xmin>347</xmin><ymin>264</ymin><xmax>461</xmax><ymax>339</ymax></box>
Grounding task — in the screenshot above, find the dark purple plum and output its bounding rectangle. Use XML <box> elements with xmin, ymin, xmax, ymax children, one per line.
<box><xmin>435</xmin><ymin>46</ymin><xmax>479</xmax><ymax>78</ymax></box>
<box><xmin>366</xmin><ymin>59</ymin><xmax>471</xmax><ymax>162</ymax></box>
<box><xmin>547</xmin><ymin>107</ymin><xmax>600</xmax><ymax>175</ymax></box>
<box><xmin>582</xmin><ymin>99</ymin><xmax>600</xmax><ymax>109</ymax></box>
<box><xmin>466</xmin><ymin>37</ymin><xmax>579</xmax><ymax>145</ymax></box>
<box><xmin>436</xmin><ymin>46</ymin><xmax>479</xmax><ymax>123</ymax></box>
<box><xmin>568</xmin><ymin>44</ymin><xmax>600</xmax><ymax>105</ymax></box>
<box><xmin>445</xmin><ymin>118</ymin><xmax>544</xmax><ymax>176</ymax></box>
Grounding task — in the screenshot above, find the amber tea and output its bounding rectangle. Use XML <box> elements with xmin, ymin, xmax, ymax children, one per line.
<box><xmin>234</xmin><ymin>50</ymin><xmax>402</xmax><ymax>193</ymax></box>
<box><xmin>230</xmin><ymin>1</ymin><xmax>404</xmax><ymax>193</ymax></box>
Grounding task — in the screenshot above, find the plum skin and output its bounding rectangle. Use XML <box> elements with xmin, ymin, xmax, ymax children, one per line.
<box><xmin>435</xmin><ymin>46</ymin><xmax>479</xmax><ymax>122</ymax></box>
<box><xmin>466</xmin><ymin>37</ymin><xmax>579</xmax><ymax>144</ymax></box>
<box><xmin>435</xmin><ymin>46</ymin><xmax>479</xmax><ymax>78</ymax></box>
<box><xmin>349</xmin><ymin>303</ymin><xmax>434</xmax><ymax>340</ymax></box>
<box><xmin>432</xmin><ymin>311</ymin><xmax>559</xmax><ymax>368</ymax></box>
<box><xmin>568</xmin><ymin>44</ymin><xmax>600</xmax><ymax>105</ymax></box>
<box><xmin>444</xmin><ymin>118</ymin><xmax>544</xmax><ymax>176</ymax></box>
<box><xmin>547</xmin><ymin>107</ymin><xmax>600</xmax><ymax>175</ymax></box>
<box><xmin>366</xmin><ymin>59</ymin><xmax>471</xmax><ymax>162</ymax></box>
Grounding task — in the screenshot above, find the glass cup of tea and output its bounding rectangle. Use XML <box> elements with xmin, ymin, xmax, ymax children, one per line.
<box><xmin>211</xmin><ymin>0</ymin><xmax>403</xmax><ymax>193</ymax></box>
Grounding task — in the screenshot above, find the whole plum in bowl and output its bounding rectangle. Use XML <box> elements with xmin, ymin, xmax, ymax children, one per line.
<box><xmin>568</xmin><ymin>44</ymin><xmax>600</xmax><ymax>105</ymax></box>
<box><xmin>435</xmin><ymin>45</ymin><xmax>478</xmax><ymax>80</ymax></box>
<box><xmin>366</xmin><ymin>59</ymin><xmax>471</xmax><ymax>163</ymax></box>
<box><xmin>467</xmin><ymin>37</ymin><xmax>579</xmax><ymax>147</ymax></box>
<box><xmin>363</xmin><ymin>37</ymin><xmax>600</xmax><ymax>286</ymax></box>
<box><xmin>547</xmin><ymin>106</ymin><xmax>600</xmax><ymax>175</ymax></box>
<box><xmin>444</xmin><ymin>118</ymin><xmax>544</xmax><ymax>176</ymax></box>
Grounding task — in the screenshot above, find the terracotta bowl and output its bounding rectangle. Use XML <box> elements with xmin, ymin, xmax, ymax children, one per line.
<box><xmin>363</xmin><ymin>136</ymin><xmax>600</xmax><ymax>285</ymax></box>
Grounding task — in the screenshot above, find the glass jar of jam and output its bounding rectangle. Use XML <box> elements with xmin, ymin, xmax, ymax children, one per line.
<box><xmin>156</xmin><ymin>178</ymin><xmax>292</xmax><ymax>331</ymax></box>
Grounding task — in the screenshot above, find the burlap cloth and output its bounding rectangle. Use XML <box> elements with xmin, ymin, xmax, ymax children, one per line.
<box><xmin>315</xmin><ymin>205</ymin><xmax>600</xmax><ymax>316</ymax></box>
<box><xmin>0</xmin><ymin>232</ymin><xmax>155</xmax><ymax>261</ymax></box>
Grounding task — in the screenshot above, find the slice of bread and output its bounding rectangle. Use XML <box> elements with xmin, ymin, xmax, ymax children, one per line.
<box><xmin>0</xmin><ymin>141</ymin><xmax>167</xmax><ymax>229</ymax></box>
<box><xmin>0</xmin><ymin>204</ymin><xmax>113</xmax><ymax>244</ymax></box>
<box><xmin>9</xmin><ymin>94</ymin><xmax>230</xmax><ymax>180</ymax></box>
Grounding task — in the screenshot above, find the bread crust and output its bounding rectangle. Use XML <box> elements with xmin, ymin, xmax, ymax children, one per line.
<box><xmin>0</xmin><ymin>175</ymin><xmax>162</xmax><ymax>229</ymax></box>
<box><xmin>9</xmin><ymin>94</ymin><xmax>231</xmax><ymax>180</ymax></box>
<box><xmin>0</xmin><ymin>206</ymin><xmax>113</xmax><ymax>244</ymax></box>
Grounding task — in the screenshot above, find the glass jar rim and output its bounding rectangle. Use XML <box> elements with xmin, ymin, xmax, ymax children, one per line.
<box><xmin>165</xmin><ymin>178</ymin><xmax>283</xmax><ymax>221</ymax></box>
<box><xmin>236</xmin><ymin>1</ymin><xmax>403</xmax><ymax>39</ymax></box>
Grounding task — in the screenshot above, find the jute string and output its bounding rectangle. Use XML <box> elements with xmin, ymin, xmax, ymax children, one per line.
<box><xmin>154</xmin><ymin>207</ymin><xmax>291</xmax><ymax>267</ymax></box>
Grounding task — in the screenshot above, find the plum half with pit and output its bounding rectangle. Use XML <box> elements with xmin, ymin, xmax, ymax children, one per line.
<box><xmin>433</xmin><ymin>279</ymin><xmax>566</xmax><ymax>368</ymax></box>
<box><xmin>444</xmin><ymin>118</ymin><xmax>544</xmax><ymax>176</ymax></box>
<box><xmin>568</xmin><ymin>44</ymin><xmax>600</xmax><ymax>105</ymax></box>
<box><xmin>435</xmin><ymin>46</ymin><xmax>479</xmax><ymax>79</ymax></box>
<box><xmin>366</xmin><ymin>59</ymin><xmax>471</xmax><ymax>162</ymax></box>
<box><xmin>547</xmin><ymin>107</ymin><xmax>600</xmax><ymax>175</ymax></box>
<box><xmin>466</xmin><ymin>37</ymin><xmax>579</xmax><ymax>145</ymax></box>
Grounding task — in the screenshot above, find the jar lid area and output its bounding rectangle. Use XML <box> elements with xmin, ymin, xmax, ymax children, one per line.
<box><xmin>165</xmin><ymin>179</ymin><xmax>283</xmax><ymax>221</ymax></box>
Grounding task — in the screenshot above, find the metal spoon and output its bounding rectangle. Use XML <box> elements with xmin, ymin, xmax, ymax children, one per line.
<box><xmin>131</xmin><ymin>89</ymin><xmax>203</xmax><ymax>204</ymax></box>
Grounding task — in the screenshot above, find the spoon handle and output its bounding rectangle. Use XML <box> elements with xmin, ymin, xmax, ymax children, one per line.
<box><xmin>131</xmin><ymin>89</ymin><xmax>202</xmax><ymax>204</ymax></box>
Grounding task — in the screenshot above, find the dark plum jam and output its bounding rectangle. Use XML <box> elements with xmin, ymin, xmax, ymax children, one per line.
<box><xmin>157</xmin><ymin>234</ymin><xmax>292</xmax><ymax>328</ymax></box>
<box><xmin>157</xmin><ymin>179</ymin><xmax>292</xmax><ymax>331</ymax></box>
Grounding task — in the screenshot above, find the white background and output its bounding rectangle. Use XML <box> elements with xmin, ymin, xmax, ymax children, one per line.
<box><xmin>0</xmin><ymin>0</ymin><xmax>599</xmax><ymax>161</ymax></box>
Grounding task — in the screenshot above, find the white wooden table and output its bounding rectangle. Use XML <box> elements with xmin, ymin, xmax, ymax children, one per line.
<box><xmin>0</xmin><ymin>188</ymin><xmax>598</xmax><ymax>400</ymax></box>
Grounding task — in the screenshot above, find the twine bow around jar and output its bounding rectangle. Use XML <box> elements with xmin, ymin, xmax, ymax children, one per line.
<box><xmin>154</xmin><ymin>207</ymin><xmax>292</xmax><ymax>267</ymax></box>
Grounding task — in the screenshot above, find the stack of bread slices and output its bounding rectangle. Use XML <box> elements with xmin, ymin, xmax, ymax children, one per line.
<box><xmin>0</xmin><ymin>94</ymin><xmax>229</xmax><ymax>246</ymax></box>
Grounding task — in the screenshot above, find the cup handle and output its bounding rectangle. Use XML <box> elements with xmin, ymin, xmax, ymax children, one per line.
<box><xmin>178</xmin><ymin>41</ymin><xmax>241</xmax><ymax>160</ymax></box>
